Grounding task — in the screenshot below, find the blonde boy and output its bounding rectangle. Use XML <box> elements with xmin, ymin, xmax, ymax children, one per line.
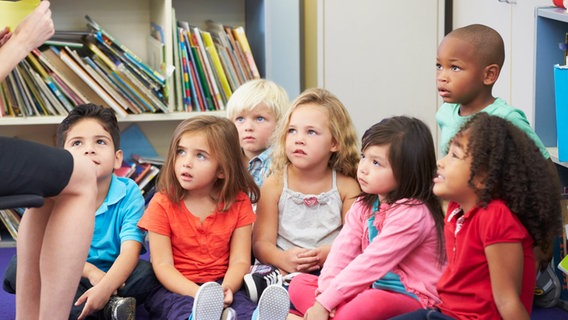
<box><xmin>226</xmin><ymin>79</ymin><xmax>289</xmax><ymax>187</ymax></box>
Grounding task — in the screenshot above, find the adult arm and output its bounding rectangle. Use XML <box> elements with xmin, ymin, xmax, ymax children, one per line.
<box><xmin>0</xmin><ymin>1</ymin><xmax>54</xmax><ymax>81</ymax></box>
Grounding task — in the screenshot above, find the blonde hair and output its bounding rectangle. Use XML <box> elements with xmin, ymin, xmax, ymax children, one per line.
<box><xmin>158</xmin><ymin>115</ymin><xmax>260</xmax><ymax>210</ymax></box>
<box><xmin>271</xmin><ymin>88</ymin><xmax>360</xmax><ymax>178</ymax></box>
<box><xmin>226</xmin><ymin>79</ymin><xmax>289</xmax><ymax>122</ymax></box>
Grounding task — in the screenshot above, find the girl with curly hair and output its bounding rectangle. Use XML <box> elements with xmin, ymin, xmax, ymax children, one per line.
<box><xmin>393</xmin><ymin>112</ymin><xmax>562</xmax><ymax>320</ymax></box>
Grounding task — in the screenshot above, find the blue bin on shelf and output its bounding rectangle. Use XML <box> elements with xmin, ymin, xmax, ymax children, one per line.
<box><xmin>555</xmin><ymin>64</ymin><xmax>568</xmax><ymax>162</ymax></box>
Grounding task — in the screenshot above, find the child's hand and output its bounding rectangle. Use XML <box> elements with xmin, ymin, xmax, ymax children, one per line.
<box><xmin>86</xmin><ymin>267</ymin><xmax>106</xmax><ymax>287</ymax></box>
<box><xmin>304</xmin><ymin>301</ymin><xmax>331</xmax><ymax>320</ymax></box>
<box><xmin>283</xmin><ymin>247</ymin><xmax>320</xmax><ymax>273</ymax></box>
<box><xmin>75</xmin><ymin>285</ymin><xmax>113</xmax><ymax>320</ymax></box>
<box><xmin>221</xmin><ymin>284</ymin><xmax>234</xmax><ymax>307</ymax></box>
<box><xmin>298</xmin><ymin>247</ymin><xmax>327</xmax><ymax>270</ymax></box>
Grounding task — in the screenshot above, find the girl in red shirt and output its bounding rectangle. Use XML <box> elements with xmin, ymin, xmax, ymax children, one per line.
<box><xmin>392</xmin><ymin>113</ymin><xmax>561</xmax><ymax>320</ymax></box>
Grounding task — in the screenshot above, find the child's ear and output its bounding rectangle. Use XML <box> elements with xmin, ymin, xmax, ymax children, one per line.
<box><xmin>330</xmin><ymin>139</ymin><xmax>339</xmax><ymax>152</ymax></box>
<box><xmin>483</xmin><ymin>64</ymin><xmax>500</xmax><ymax>86</ymax></box>
<box><xmin>217</xmin><ymin>169</ymin><xmax>225</xmax><ymax>180</ymax></box>
<box><xmin>113</xmin><ymin>150</ymin><xmax>123</xmax><ymax>170</ymax></box>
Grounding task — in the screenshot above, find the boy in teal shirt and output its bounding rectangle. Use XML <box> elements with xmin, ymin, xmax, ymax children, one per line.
<box><xmin>3</xmin><ymin>104</ymin><xmax>160</xmax><ymax>319</ymax></box>
<box><xmin>436</xmin><ymin>24</ymin><xmax>549</xmax><ymax>159</ymax></box>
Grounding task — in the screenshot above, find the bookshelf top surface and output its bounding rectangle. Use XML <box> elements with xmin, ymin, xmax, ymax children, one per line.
<box><xmin>537</xmin><ymin>7</ymin><xmax>568</xmax><ymax>23</ymax></box>
<box><xmin>0</xmin><ymin>111</ymin><xmax>226</xmax><ymax>126</ymax></box>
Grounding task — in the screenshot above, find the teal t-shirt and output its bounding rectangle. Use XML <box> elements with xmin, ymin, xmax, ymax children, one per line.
<box><xmin>87</xmin><ymin>175</ymin><xmax>146</xmax><ymax>272</ymax></box>
<box><xmin>436</xmin><ymin>98</ymin><xmax>550</xmax><ymax>158</ymax></box>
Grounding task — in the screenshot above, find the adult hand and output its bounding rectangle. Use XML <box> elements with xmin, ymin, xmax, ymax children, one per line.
<box><xmin>12</xmin><ymin>1</ymin><xmax>54</xmax><ymax>51</ymax></box>
<box><xmin>0</xmin><ymin>27</ymin><xmax>11</xmax><ymax>46</ymax></box>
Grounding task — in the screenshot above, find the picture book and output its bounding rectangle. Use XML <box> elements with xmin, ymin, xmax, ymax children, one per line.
<box><xmin>0</xmin><ymin>0</ymin><xmax>39</xmax><ymax>31</ymax></box>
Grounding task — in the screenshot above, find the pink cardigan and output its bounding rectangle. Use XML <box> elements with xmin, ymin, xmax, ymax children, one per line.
<box><xmin>316</xmin><ymin>198</ymin><xmax>444</xmax><ymax>311</ymax></box>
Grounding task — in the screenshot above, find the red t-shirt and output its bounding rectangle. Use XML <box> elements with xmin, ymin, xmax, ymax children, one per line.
<box><xmin>437</xmin><ymin>200</ymin><xmax>536</xmax><ymax>319</ymax></box>
<box><xmin>138</xmin><ymin>191</ymin><xmax>256</xmax><ymax>283</ymax></box>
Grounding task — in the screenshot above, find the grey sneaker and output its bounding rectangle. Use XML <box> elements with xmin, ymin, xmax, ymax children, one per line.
<box><xmin>103</xmin><ymin>296</ymin><xmax>136</xmax><ymax>320</ymax></box>
<box><xmin>192</xmin><ymin>282</ymin><xmax>224</xmax><ymax>320</ymax></box>
<box><xmin>256</xmin><ymin>284</ymin><xmax>289</xmax><ymax>320</ymax></box>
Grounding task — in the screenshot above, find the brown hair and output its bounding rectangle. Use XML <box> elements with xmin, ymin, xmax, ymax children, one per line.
<box><xmin>158</xmin><ymin>115</ymin><xmax>260</xmax><ymax>210</ymax></box>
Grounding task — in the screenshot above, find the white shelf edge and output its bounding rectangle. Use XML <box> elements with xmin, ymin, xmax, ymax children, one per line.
<box><xmin>548</xmin><ymin>147</ymin><xmax>568</xmax><ymax>168</ymax></box>
<box><xmin>537</xmin><ymin>7</ymin><xmax>568</xmax><ymax>23</ymax></box>
<box><xmin>0</xmin><ymin>111</ymin><xmax>226</xmax><ymax>126</ymax></box>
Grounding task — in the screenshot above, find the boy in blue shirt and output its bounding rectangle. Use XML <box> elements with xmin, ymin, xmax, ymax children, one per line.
<box><xmin>436</xmin><ymin>23</ymin><xmax>549</xmax><ymax>159</ymax></box>
<box><xmin>3</xmin><ymin>104</ymin><xmax>160</xmax><ymax>319</ymax></box>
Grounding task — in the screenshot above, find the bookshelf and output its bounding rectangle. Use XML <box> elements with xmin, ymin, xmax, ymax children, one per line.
<box><xmin>534</xmin><ymin>7</ymin><xmax>568</xmax><ymax>166</ymax></box>
<box><xmin>0</xmin><ymin>0</ymin><xmax>301</xmax><ymax>158</ymax></box>
<box><xmin>535</xmin><ymin>6</ymin><xmax>568</xmax><ymax>305</ymax></box>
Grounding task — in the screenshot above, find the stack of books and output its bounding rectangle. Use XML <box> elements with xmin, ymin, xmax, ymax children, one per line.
<box><xmin>116</xmin><ymin>155</ymin><xmax>164</xmax><ymax>205</ymax></box>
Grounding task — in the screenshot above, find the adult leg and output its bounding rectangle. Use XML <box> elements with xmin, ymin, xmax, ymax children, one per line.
<box><xmin>15</xmin><ymin>151</ymin><xmax>96</xmax><ymax>319</ymax></box>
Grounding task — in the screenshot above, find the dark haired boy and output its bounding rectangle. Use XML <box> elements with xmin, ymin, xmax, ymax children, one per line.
<box><xmin>3</xmin><ymin>104</ymin><xmax>160</xmax><ymax>319</ymax></box>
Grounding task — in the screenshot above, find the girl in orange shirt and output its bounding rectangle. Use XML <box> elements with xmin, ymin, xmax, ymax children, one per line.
<box><xmin>139</xmin><ymin>115</ymin><xmax>289</xmax><ymax>319</ymax></box>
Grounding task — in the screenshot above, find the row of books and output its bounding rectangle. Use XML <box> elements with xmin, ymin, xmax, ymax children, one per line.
<box><xmin>0</xmin><ymin>13</ymin><xmax>261</xmax><ymax>118</ymax></box>
<box><xmin>171</xmin><ymin>12</ymin><xmax>260</xmax><ymax>112</ymax></box>
<box><xmin>0</xmin><ymin>16</ymin><xmax>168</xmax><ymax>118</ymax></box>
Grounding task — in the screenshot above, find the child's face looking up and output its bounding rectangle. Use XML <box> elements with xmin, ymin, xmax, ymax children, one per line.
<box><xmin>357</xmin><ymin>144</ymin><xmax>397</xmax><ymax>202</ymax></box>
<box><xmin>285</xmin><ymin>103</ymin><xmax>338</xmax><ymax>169</ymax></box>
<box><xmin>232</xmin><ymin>103</ymin><xmax>278</xmax><ymax>160</ymax></box>
<box><xmin>433</xmin><ymin>133</ymin><xmax>478</xmax><ymax>212</ymax></box>
<box><xmin>436</xmin><ymin>35</ymin><xmax>487</xmax><ymax>107</ymax></box>
<box><xmin>174</xmin><ymin>131</ymin><xmax>223</xmax><ymax>193</ymax></box>
<box><xmin>63</xmin><ymin>118</ymin><xmax>122</xmax><ymax>180</ymax></box>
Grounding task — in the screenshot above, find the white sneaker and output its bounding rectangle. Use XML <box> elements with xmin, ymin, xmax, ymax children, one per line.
<box><xmin>191</xmin><ymin>282</ymin><xmax>224</xmax><ymax>320</ymax></box>
<box><xmin>256</xmin><ymin>284</ymin><xmax>289</xmax><ymax>320</ymax></box>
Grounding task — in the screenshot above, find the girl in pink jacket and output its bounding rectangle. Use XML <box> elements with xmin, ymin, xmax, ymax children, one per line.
<box><xmin>288</xmin><ymin>116</ymin><xmax>446</xmax><ymax>320</ymax></box>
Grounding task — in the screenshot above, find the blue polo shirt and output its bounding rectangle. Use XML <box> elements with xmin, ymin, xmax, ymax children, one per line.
<box><xmin>87</xmin><ymin>175</ymin><xmax>146</xmax><ymax>272</ymax></box>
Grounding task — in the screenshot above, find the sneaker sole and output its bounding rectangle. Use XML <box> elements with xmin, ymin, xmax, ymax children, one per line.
<box><xmin>110</xmin><ymin>297</ymin><xmax>136</xmax><ymax>320</ymax></box>
<box><xmin>243</xmin><ymin>273</ymin><xmax>259</xmax><ymax>303</ymax></box>
<box><xmin>192</xmin><ymin>282</ymin><xmax>224</xmax><ymax>320</ymax></box>
<box><xmin>257</xmin><ymin>285</ymin><xmax>289</xmax><ymax>320</ymax></box>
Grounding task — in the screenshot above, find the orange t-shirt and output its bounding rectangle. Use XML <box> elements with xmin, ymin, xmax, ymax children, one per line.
<box><xmin>138</xmin><ymin>191</ymin><xmax>255</xmax><ymax>283</ymax></box>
